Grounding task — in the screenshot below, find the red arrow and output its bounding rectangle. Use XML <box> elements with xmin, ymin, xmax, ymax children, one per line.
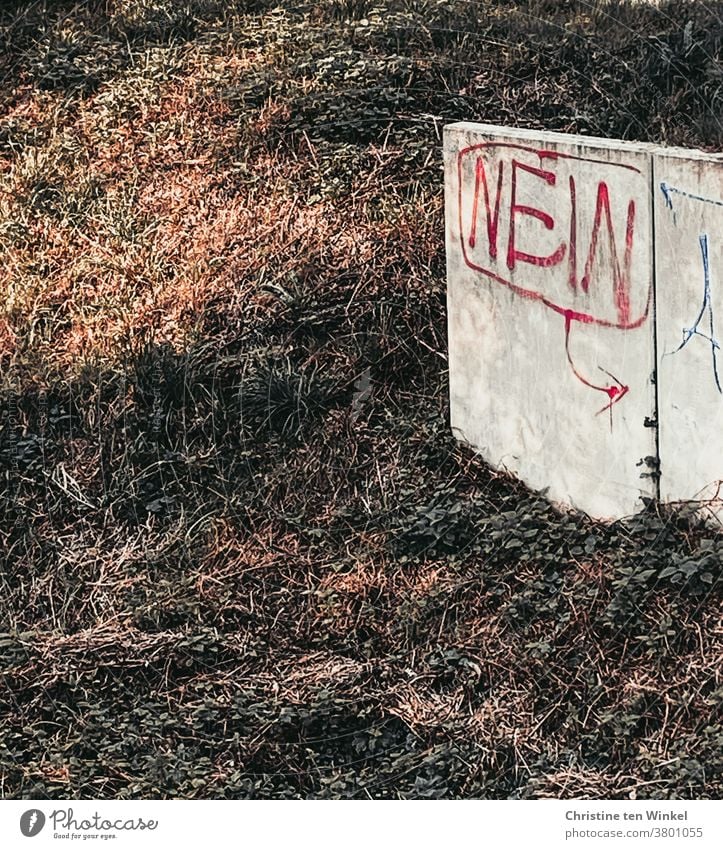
<box><xmin>563</xmin><ymin>312</ymin><xmax>629</xmax><ymax>423</ymax></box>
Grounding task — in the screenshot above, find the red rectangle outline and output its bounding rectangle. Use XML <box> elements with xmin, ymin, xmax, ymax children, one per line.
<box><xmin>457</xmin><ymin>142</ymin><xmax>652</xmax><ymax>330</ymax></box>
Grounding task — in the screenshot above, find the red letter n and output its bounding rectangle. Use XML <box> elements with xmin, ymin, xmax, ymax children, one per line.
<box><xmin>468</xmin><ymin>156</ymin><xmax>504</xmax><ymax>258</ymax></box>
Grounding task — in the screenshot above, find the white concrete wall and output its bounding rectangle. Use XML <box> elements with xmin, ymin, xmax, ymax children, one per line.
<box><xmin>445</xmin><ymin>123</ymin><xmax>658</xmax><ymax>519</ymax></box>
<box><xmin>654</xmin><ymin>149</ymin><xmax>723</xmax><ymax>514</ymax></box>
<box><xmin>446</xmin><ymin>122</ymin><xmax>723</xmax><ymax>520</ymax></box>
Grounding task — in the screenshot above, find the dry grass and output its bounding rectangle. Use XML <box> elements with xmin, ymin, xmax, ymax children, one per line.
<box><xmin>0</xmin><ymin>0</ymin><xmax>721</xmax><ymax>799</ymax></box>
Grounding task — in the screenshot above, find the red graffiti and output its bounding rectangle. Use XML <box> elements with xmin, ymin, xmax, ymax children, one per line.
<box><xmin>582</xmin><ymin>181</ymin><xmax>636</xmax><ymax>326</ymax></box>
<box><xmin>458</xmin><ymin>142</ymin><xmax>650</xmax><ymax>330</ymax></box>
<box><xmin>507</xmin><ymin>159</ymin><xmax>567</xmax><ymax>270</ymax></box>
<box><xmin>568</xmin><ymin>174</ymin><xmax>578</xmax><ymax>292</ymax></box>
<box><xmin>564</xmin><ymin>311</ymin><xmax>629</xmax><ymax>424</ymax></box>
<box><xmin>457</xmin><ymin>142</ymin><xmax>650</xmax><ymax>414</ymax></box>
<box><xmin>468</xmin><ymin>157</ymin><xmax>503</xmax><ymax>256</ymax></box>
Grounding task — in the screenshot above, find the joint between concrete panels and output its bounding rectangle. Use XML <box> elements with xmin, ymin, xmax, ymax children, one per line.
<box><xmin>649</xmin><ymin>159</ymin><xmax>662</xmax><ymax>503</ymax></box>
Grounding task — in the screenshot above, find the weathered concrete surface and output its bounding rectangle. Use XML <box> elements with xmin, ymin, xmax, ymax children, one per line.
<box><xmin>654</xmin><ymin>149</ymin><xmax>723</xmax><ymax>513</ymax></box>
<box><xmin>445</xmin><ymin>123</ymin><xmax>657</xmax><ymax>519</ymax></box>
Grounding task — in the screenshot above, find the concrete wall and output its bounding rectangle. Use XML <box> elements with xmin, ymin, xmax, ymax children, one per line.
<box><xmin>444</xmin><ymin>122</ymin><xmax>723</xmax><ymax>520</ymax></box>
<box><xmin>655</xmin><ymin>150</ymin><xmax>723</xmax><ymax>514</ymax></box>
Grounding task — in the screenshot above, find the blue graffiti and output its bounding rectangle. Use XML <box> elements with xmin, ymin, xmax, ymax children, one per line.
<box><xmin>660</xmin><ymin>183</ymin><xmax>723</xmax><ymax>394</ymax></box>
<box><xmin>669</xmin><ymin>234</ymin><xmax>721</xmax><ymax>394</ymax></box>
<box><xmin>660</xmin><ymin>182</ymin><xmax>723</xmax><ymax>228</ymax></box>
